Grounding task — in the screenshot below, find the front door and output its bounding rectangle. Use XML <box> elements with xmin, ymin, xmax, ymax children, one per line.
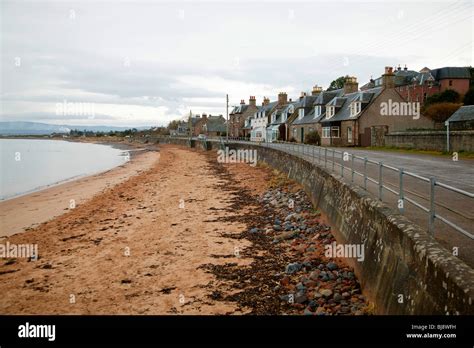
<box><xmin>300</xmin><ymin>128</ymin><xmax>304</xmax><ymax>143</ymax></box>
<box><xmin>361</xmin><ymin>127</ymin><xmax>371</xmax><ymax>147</ymax></box>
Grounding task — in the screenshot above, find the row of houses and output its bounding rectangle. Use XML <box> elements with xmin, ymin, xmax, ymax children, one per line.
<box><xmin>239</xmin><ymin>66</ymin><xmax>471</xmax><ymax>146</ymax></box>
<box><xmin>176</xmin><ymin>65</ymin><xmax>471</xmax><ymax>147</ymax></box>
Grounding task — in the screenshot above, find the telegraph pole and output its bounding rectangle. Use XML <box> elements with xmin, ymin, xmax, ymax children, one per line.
<box><xmin>226</xmin><ymin>94</ymin><xmax>229</xmax><ymax>142</ymax></box>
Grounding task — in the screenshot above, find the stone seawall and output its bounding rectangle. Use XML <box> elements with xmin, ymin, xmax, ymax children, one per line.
<box><xmin>384</xmin><ymin>130</ymin><xmax>474</xmax><ymax>152</ymax></box>
<box><xmin>156</xmin><ymin>138</ymin><xmax>474</xmax><ymax>315</ymax></box>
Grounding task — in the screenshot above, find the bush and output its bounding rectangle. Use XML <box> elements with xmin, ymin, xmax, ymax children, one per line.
<box><xmin>288</xmin><ymin>137</ymin><xmax>297</xmax><ymax>142</ymax></box>
<box><xmin>304</xmin><ymin>130</ymin><xmax>320</xmax><ymax>145</ymax></box>
<box><xmin>424</xmin><ymin>89</ymin><xmax>461</xmax><ymax>109</ymax></box>
<box><xmin>423</xmin><ymin>102</ymin><xmax>462</xmax><ymax>123</ymax></box>
<box><xmin>463</xmin><ymin>88</ymin><xmax>474</xmax><ymax>105</ymax></box>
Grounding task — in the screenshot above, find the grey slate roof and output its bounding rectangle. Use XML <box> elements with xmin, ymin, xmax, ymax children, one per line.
<box><xmin>431</xmin><ymin>67</ymin><xmax>471</xmax><ymax>80</ymax></box>
<box><xmin>447</xmin><ymin>105</ymin><xmax>474</xmax><ymax>123</ymax></box>
<box><xmin>292</xmin><ymin>108</ymin><xmax>318</xmax><ymax>125</ymax></box>
<box><xmin>206</xmin><ymin>116</ymin><xmax>227</xmax><ymax>132</ymax></box>
<box><xmin>314</xmin><ymin>89</ymin><xmax>344</xmax><ymax>105</ymax></box>
<box><xmin>230</xmin><ymin>104</ymin><xmax>249</xmax><ymax>114</ymax></box>
<box><xmin>320</xmin><ymin>87</ymin><xmax>383</xmax><ymax>123</ymax></box>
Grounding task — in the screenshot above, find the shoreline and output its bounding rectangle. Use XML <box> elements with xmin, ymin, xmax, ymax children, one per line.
<box><xmin>0</xmin><ymin>143</ymin><xmax>158</xmax><ymax>238</ymax></box>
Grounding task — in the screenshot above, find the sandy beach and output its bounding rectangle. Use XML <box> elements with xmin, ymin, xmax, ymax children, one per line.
<box><xmin>0</xmin><ymin>144</ymin><xmax>272</xmax><ymax>314</ymax></box>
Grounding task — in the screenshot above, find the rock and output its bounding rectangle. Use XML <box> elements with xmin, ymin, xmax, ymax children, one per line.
<box><xmin>309</xmin><ymin>270</ymin><xmax>320</xmax><ymax>280</ymax></box>
<box><xmin>342</xmin><ymin>292</ymin><xmax>350</xmax><ymax>299</ymax></box>
<box><xmin>333</xmin><ymin>293</ymin><xmax>342</xmax><ymax>302</ymax></box>
<box><xmin>313</xmin><ymin>292</ymin><xmax>323</xmax><ymax>299</ymax></box>
<box><xmin>327</xmin><ymin>262</ymin><xmax>338</xmax><ymax>271</ymax></box>
<box><xmin>274</xmin><ymin>218</ymin><xmax>281</xmax><ymax>225</ymax></box>
<box><xmin>280</xmin><ymin>276</ymin><xmax>290</xmax><ymax>286</ymax></box>
<box><xmin>295</xmin><ymin>291</ymin><xmax>308</xmax><ymax>304</ymax></box>
<box><xmin>308</xmin><ymin>300</ymin><xmax>318</xmax><ymax>310</ymax></box>
<box><xmin>284</xmin><ymin>214</ymin><xmax>294</xmax><ymax>221</ymax></box>
<box><xmin>270</xmin><ymin>199</ymin><xmax>278</xmax><ymax>206</ymax></box>
<box><xmin>275</xmin><ymin>231</ymin><xmax>298</xmax><ymax>241</ymax></box>
<box><xmin>300</xmin><ymin>224</ymin><xmax>307</xmax><ymax>230</ymax></box>
<box><xmin>303</xmin><ymin>308</ymin><xmax>313</xmax><ymax>315</ymax></box>
<box><xmin>285</xmin><ymin>262</ymin><xmax>302</xmax><ymax>274</ymax></box>
<box><xmin>249</xmin><ymin>228</ymin><xmax>259</xmax><ymax>234</ymax></box>
<box><xmin>320</xmin><ymin>289</ymin><xmax>333</xmax><ymax>298</ymax></box>
<box><xmin>296</xmin><ymin>283</ymin><xmax>306</xmax><ymax>291</ymax></box>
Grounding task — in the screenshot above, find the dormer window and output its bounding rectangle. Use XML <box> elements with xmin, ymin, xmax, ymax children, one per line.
<box><xmin>298</xmin><ymin>109</ymin><xmax>304</xmax><ymax>120</ymax></box>
<box><xmin>350</xmin><ymin>102</ymin><xmax>361</xmax><ymax>117</ymax></box>
<box><xmin>327</xmin><ymin>106</ymin><xmax>335</xmax><ymax>118</ymax></box>
<box><xmin>315</xmin><ymin>105</ymin><xmax>321</xmax><ymax>117</ymax></box>
<box><xmin>271</xmin><ymin>113</ymin><xmax>276</xmax><ymax>123</ymax></box>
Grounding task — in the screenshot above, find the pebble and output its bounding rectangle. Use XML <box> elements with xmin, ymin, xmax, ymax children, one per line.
<box><xmin>285</xmin><ymin>262</ymin><xmax>302</xmax><ymax>274</ymax></box>
<box><xmin>320</xmin><ymin>289</ymin><xmax>333</xmax><ymax>297</ymax></box>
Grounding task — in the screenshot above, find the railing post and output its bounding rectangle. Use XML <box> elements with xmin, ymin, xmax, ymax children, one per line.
<box><xmin>332</xmin><ymin>150</ymin><xmax>335</xmax><ymax>171</ymax></box>
<box><xmin>325</xmin><ymin>148</ymin><xmax>327</xmax><ymax>168</ymax></box>
<box><xmin>378</xmin><ymin>162</ymin><xmax>383</xmax><ymax>201</ymax></box>
<box><xmin>429</xmin><ymin>177</ymin><xmax>436</xmax><ymax>235</ymax></box>
<box><xmin>341</xmin><ymin>152</ymin><xmax>344</xmax><ymax>177</ymax></box>
<box><xmin>363</xmin><ymin>157</ymin><xmax>368</xmax><ymax>190</ymax></box>
<box><xmin>312</xmin><ymin>145</ymin><xmax>315</xmax><ymax>163</ymax></box>
<box><xmin>318</xmin><ymin>147</ymin><xmax>321</xmax><ymax>164</ymax></box>
<box><xmin>351</xmin><ymin>154</ymin><xmax>354</xmax><ymax>183</ymax></box>
<box><xmin>399</xmin><ymin>168</ymin><xmax>404</xmax><ymax>214</ymax></box>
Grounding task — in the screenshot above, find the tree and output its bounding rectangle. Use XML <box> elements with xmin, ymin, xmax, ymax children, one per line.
<box><xmin>327</xmin><ymin>76</ymin><xmax>346</xmax><ymax>91</ymax></box>
<box><xmin>423</xmin><ymin>102</ymin><xmax>462</xmax><ymax>123</ymax></box>
<box><xmin>463</xmin><ymin>87</ymin><xmax>474</xmax><ymax>105</ymax></box>
<box><xmin>167</xmin><ymin>120</ymin><xmax>180</xmax><ymax>130</ymax></box>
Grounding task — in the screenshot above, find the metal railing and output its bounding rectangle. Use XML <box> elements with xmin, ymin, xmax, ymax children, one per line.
<box><xmin>160</xmin><ymin>135</ymin><xmax>474</xmax><ymax>240</ymax></box>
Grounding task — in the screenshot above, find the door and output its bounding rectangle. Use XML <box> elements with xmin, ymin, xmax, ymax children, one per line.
<box><xmin>347</xmin><ymin>127</ymin><xmax>353</xmax><ymax>144</ymax></box>
<box><xmin>361</xmin><ymin>127</ymin><xmax>371</xmax><ymax>147</ymax></box>
<box><xmin>300</xmin><ymin>128</ymin><xmax>304</xmax><ymax>143</ymax></box>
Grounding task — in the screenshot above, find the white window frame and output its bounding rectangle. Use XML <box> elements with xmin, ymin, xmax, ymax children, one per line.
<box><xmin>347</xmin><ymin>126</ymin><xmax>353</xmax><ymax>143</ymax></box>
<box><xmin>331</xmin><ymin>126</ymin><xmax>340</xmax><ymax>138</ymax></box>
<box><xmin>327</xmin><ymin>106</ymin><xmax>335</xmax><ymax>118</ymax></box>
<box><xmin>298</xmin><ymin>108</ymin><xmax>304</xmax><ymax>120</ymax></box>
<box><xmin>322</xmin><ymin>127</ymin><xmax>330</xmax><ymax>138</ymax></box>
<box><xmin>315</xmin><ymin>105</ymin><xmax>321</xmax><ymax>117</ymax></box>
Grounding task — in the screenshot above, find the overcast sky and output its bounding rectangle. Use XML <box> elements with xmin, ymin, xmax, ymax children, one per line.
<box><xmin>1</xmin><ymin>0</ymin><xmax>472</xmax><ymax>127</ymax></box>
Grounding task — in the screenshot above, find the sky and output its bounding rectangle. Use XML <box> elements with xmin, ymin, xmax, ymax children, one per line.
<box><xmin>1</xmin><ymin>0</ymin><xmax>473</xmax><ymax>127</ymax></box>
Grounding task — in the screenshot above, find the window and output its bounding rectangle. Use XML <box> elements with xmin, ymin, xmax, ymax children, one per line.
<box><xmin>309</xmin><ymin>128</ymin><xmax>314</xmax><ymax>132</ymax></box>
<box><xmin>322</xmin><ymin>127</ymin><xmax>330</xmax><ymax>138</ymax></box>
<box><xmin>449</xmin><ymin>80</ymin><xmax>453</xmax><ymax>86</ymax></box>
<box><xmin>331</xmin><ymin>126</ymin><xmax>340</xmax><ymax>138</ymax></box>
<box><xmin>327</xmin><ymin>106</ymin><xmax>335</xmax><ymax>118</ymax></box>
<box><xmin>347</xmin><ymin>127</ymin><xmax>352</xmax><ymax>143</ymax></box>
<box><xmin>298</xmin><ymin>109</ymin><xmax>304</xmax><ymax>119</ymax></box>
<box><xmin>271</xmin><ymin>113</ymin><xmax>276</xmax><ymax>123</ymax></box>
<box><xmin>315</xmin><ymin>105</ymin><xmax>321</xmax><ymax>117</ymax></box>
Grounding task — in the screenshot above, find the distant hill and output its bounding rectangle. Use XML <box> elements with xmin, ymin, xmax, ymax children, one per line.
<box><xmin>0</xmin><ymin>122</ymin><xmax>151</xmax><ymax>135</ymax></box>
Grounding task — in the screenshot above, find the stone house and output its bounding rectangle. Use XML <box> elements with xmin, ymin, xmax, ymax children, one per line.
<box><xmin>319</xmin><ymin>70</ymin><xmax>435</xmax><ymax>147</ymax></box>
<box><xmin>287</xmin><ymin>86</ymin><xmax>323</xmax><ymax>142</ymax></box>
<box><xmin>202</xmin><ymin>115</ymin><xmax>227</xmax><ymax>137</ymax></box>
<box><xmin>229</xmin><ymin>96</ymin><xmax>259</xmax><ymax>137</ymax></box>
<box><xmin>266</xmin><ymin>94</ymin><xmax>298</xmax><ymax>142</ymax></box>
<box><xmin>250</xmin><ymin>97</ymin><xmax>278</xmax><ymax>142</ymax></box>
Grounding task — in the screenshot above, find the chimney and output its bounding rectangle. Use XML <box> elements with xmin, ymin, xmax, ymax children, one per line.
<box><xmin>404</xmin><ymin>64</ymin><xmax>408</xmax><ymax>71</ymax></box>
<box><xmin>249</xmin><ymin>96</ymin><xmax>256</xmax><ymax>107</ymax></box>
<box><xmin>278</xmin><ymin>92</ymin><xmax>288</xmax><ymax>105</ymax></box>
<box><xmin>263</xmin><ymin>97</ymin><xmax>270</xmax><ymax>105</ymax></box>
<box><xmin>343</xmin><ymin>76</ymin><xmax>358</xmax><ymax>94</ymax></box>
<box><xmin>240</xmin><ymin>99</ymin><xmax>245</xmax><ymax>105</ymax></box>
<box><xmin>397</xmin><ymin>64</ymin><xmax>401</xmax><ymax>71</ymax></box>
<box><xmin>382</xmin><ymin>66</ymin><xmax>395</xmax><ymax>89</ymax></box>
<box><xmin>312</xmin><ymin>84</ymin><xmax>322</xmax><ymax>96</ymax></box>
<box><xmin>202</xmin><ymin>113</ymin><xmax>207</xmax><ymax>120</ymax></box>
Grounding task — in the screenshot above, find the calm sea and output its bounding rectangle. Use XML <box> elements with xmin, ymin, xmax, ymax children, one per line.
<box><xmin>0</xmin><ymin>139</ymin><xmax>129</xmax><ymax>200</ymax></box>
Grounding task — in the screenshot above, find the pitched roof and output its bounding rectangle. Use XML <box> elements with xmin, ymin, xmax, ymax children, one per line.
<box><xmin>320</xmin><ymin>87</ymin><xmax>383</xmax><ymax>123</ymax></box>
<box><xmin>447</xmin><ymin>105</ymin><xmax>474</xmax><ymax>122</ymax></box>
<box><xmin>314</xmin><ymin>89</ymin><xmax>344</xmax><ymax>105</ymax></box>
<box><xmin>206</xmin><ymin>116</ymin><xmax>227</xmax><ymax>132</ymax></box>
<box><xmin>431</xmin><ymin>67</ymin><xmax>471</xmax><ymax>80</ymax></box>
<box><xmin>292</xmin><ymin>108</ymin><xmax>318</xmax><ymax>125</ymax></box>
